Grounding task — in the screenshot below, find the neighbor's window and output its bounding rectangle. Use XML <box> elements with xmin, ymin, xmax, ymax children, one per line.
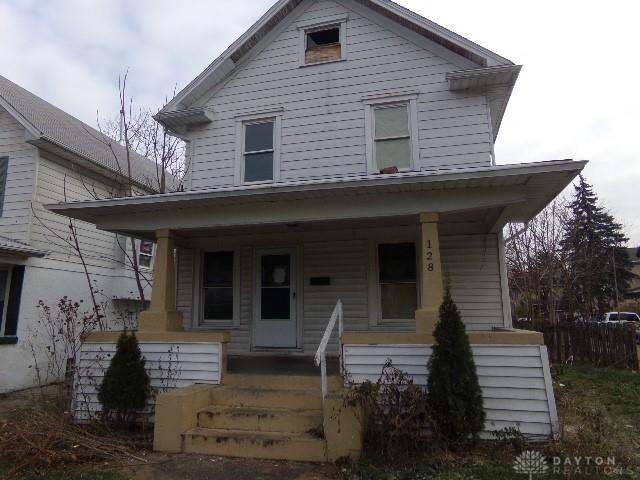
<box><xmin>0</xmin><ymin>269</ymin><xmax>9</xmax><ymax>335</ymax></box>
<box><xmin>374</xmin><ymin>104</ymin><xmax>411</xmax><ymax>171</ymax></box>
<box><xmin>0</xmin><ymin>157</ymin><xmax>8</xmax><ymax>217</ymax></box>
<box><xmin>244</xmin><ymin>120</ymin><xmax>275</xmax><ymax>183</ymax></box>
<box><xmin>0</xmin><ymin>266</ymin><xmax>25</xmax><ymax>339</ymax></box>
<box><xmin>305</xmin><ymin>26</ymin><xmax>341</xmax><ymax>64</ymax></box>
<box><xmin>202</xmin><ymin>251</ymin><xmax>234</xmax><ymax>321</ymax></box>
<box><xmin>378</xmin><ymin>243</ymin><xmax>417</xmax><ymax>321</ymax></box>
<box><xmin>138</xmin><ymin>240</ymin><xmax>154</xmax><ymax>269</ymax></box>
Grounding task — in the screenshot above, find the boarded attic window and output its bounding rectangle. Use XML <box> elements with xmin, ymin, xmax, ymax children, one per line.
<box><xmin>305</xmin><ymin>26</ymin><xmax>341</xmax><ymax>64</ymax></box>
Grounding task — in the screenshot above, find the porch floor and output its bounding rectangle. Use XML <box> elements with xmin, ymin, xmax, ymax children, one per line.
<box><xmin>227</xmin><ymin>355</ymin><xmax>340</xmax><ymax>376</ymax></box>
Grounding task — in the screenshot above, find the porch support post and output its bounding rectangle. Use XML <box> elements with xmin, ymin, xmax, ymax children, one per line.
<box><xmin>138</xmin><ymin>229</ymin><xmax>184</xmax><ymax>333</ymax></box>
<box><xmin>415</xmin><ymin>213</ymin><xmax>444</xmax><ymax>334</ymax></box>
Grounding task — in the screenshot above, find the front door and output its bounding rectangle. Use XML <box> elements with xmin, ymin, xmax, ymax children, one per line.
<box><xmin>253</xmin><ymin>249</ymin><xmax>298</xmax><ymax>349</ymax></box>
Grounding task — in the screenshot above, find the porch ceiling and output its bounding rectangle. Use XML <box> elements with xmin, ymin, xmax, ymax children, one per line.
<box><xmin>45</xmin><ymin>160</ymin><xmax>586</xmax><ymax>239</ymax></box>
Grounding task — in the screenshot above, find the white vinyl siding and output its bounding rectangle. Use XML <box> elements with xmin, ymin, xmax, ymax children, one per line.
<box><xmin>0</xmin><ymin>107</ymin><xmax>37</xmax><ymax>242</ymax></box>
<box><xmin>176</xmin><ymin>232</ymin><xmax>504</xmax><ymax>353</ymax></box>
<box><xmin>441</xmin><ymin>234</ymin><xmax>504</xmax><ymax>331</ymax></box>
<box><xmin>188</xmin><ymin>0</ymin><xmax>492</xmax><ymax>190</ymax></box>
<box><xmin>343</xmin><ymin>344</ymin><xmax>559</xmax><ymax>438</ymax></box>
<box><xmin>31</xmin><ymin>155</ymin><xmax>124</xmax><ymax>269</ymax></box>
<box><xmin>72</xmin><ymin>341</ymin><xmax>223</xmax><ymax>421</ymax></box>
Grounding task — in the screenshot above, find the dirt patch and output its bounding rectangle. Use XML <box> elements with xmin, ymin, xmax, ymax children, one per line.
<box><xmin>120</xmin><ymin>453</ymin><xmax>338</xmax><ymax>480</ymax></box>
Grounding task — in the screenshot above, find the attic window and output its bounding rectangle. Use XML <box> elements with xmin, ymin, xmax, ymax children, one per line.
<box><xmin>305</xmin><ymin>26</ymin><xmax>342</xmax><ymax>64</ymax></box>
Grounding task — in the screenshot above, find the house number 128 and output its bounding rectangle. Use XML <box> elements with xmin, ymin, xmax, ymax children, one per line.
<box><xmin>425</xmin><ymin>240</ymin><xmax>434</xmax><ymax>272</ymax></box>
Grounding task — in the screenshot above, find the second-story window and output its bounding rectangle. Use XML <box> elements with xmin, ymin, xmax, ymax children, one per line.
<box><xmin>374</xmin><ymin>104</ymin><xmax>411</xmax><ymax>171</ymax></box>
<box><xmin>364</xmin><ymin>94</ymin><xmax>419</xmax><ymax>174</ymax></box>
<box><xmin>138</xmin><ymin>240</ymin><xmax>154</xmax><ymax>269</ymax></box>
<box><xmin>244</xmin><ymin>120</ymin><xmax>275</xmax><ymax>183</ymax></box>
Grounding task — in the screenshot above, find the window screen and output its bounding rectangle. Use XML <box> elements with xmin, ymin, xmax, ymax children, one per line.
<box><xmin>203</xmin><ymin>251</ymin><xmax>234</xmax><ymax>321</ymax></box>
<box><xmin>374</xmin><ymin>105</ymin><xmax>411</xmax><ymax>170</ymax></box>
<box><xmin>244</xmin><ymin>121</ymin><xmax>274</xmax><ymax>183</ymax></box>
<box><xmin>378</xmin><ymin>243</ymin><xmax>417</xmax><ymax>320</ymax></box>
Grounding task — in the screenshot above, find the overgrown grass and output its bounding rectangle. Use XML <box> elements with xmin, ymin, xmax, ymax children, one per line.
<box><xmin>552</xmin><ymin>365</ymin><xmax>640</xmax><ymax>465</ymax></box>
<box><xmin>0</xmin><ymin>465</ymin><xmax>126</xmax><ymax>480</ymax></box>
<box><xmin>339</xmin><ymin>366</ymin><xmax>640</xmax><ymax>479</ymax></box>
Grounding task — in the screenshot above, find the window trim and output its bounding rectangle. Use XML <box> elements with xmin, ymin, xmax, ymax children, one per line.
<box><xmin>368</xmin><ymin>237</ymin><xmax>421</xmax><ymax>326</ymax></box>
<box><xmin>364</xmin><ymin>94</ymin><xmax>420</xmax><ymax>174</ymax></box>
<box><xmin>0</xmin><ymin>266</ymin><xmax>12</xmax><ymax>337</ymax></box>
<box><xmin>234</xmin><ymin>112</ymin><xmax>282</xmax><ymax>186</ymax></box>
<box><xmin>196</xmin><ymin>248</ymin><xmax>241</xmax><ymax>328</ymax></box>
<box><xmin>298</xmin><ymin>16</ymin><xmax>348</xmax><ymax>67</ymax></box>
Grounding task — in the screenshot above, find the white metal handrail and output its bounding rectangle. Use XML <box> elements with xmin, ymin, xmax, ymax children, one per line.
<box><xmin>314</xmin><ymin>299</ymin><xmax>343</xmax><ymax>400</ymax></box>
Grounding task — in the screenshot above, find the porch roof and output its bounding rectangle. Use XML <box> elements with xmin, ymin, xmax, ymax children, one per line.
<box><xmin>46</xmin><ymin>160</ymin><xmax>586</xmax><ymax>239</ymax></box>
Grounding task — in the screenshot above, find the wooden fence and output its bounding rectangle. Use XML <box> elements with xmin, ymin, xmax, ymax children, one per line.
<box><xmin>513</xmin><ymin>321</ymin><xmax>639</xmax><ymax>370</ymax></box>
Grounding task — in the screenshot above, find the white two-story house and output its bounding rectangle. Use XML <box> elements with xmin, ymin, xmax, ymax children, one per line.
<box><xmin>0</xmin><ymin>75</ymin><xmax>157</xmax><ymax>392</ymax></box>
<box><xmin>50</xmin><ymin>0</ymin><xmax>586</xmax><ymax>462</ymax></box>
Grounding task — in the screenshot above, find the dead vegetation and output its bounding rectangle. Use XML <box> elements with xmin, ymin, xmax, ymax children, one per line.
<box><xmin>0</xmin><ymin>393</ymin><xmax>152</xmax><ymax>477</ymax></box>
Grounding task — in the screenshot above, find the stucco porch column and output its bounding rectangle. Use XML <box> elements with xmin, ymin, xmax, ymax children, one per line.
<box><xmin>415</xmin><ymin>213</ymin><xmax>444</xmax><ymax>334</ymax></box>
<box><xmin>138</xmin><ymin>229</ymin><xmax>184</xmax><ymax>333</ymax></box>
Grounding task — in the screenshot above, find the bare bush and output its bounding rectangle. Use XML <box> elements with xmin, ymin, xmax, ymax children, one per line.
<box><xmin>343</xmin><ymin>359</ymin><xmax>430</xmax><ymax>461</ymax></box>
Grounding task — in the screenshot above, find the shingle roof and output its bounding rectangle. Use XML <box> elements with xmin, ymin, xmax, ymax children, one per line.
<box><xmin>0</xmin><ymin>74</ymin><xmax>160</xmax><ymax>191</ymax></box>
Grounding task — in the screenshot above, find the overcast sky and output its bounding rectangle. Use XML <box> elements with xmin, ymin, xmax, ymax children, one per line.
<box><xmin>1</xmin><ymin>0</ymin><xmax>638</xmax><ymax>244</ymax></box>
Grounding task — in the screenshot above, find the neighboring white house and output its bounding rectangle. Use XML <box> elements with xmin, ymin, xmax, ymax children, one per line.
<box><xmin>50</xmin><ymin>0</ymin><xmax>587</xmax><ymax>461</ymax></box>
<box><xmin>0</xmin><ymin>75</ymin><xmax>158</xmax><ymax>393</ymax></box>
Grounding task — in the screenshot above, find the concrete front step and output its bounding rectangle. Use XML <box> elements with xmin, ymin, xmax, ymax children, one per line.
<box><xmin>198</xmin><ymin>405</ymin><xmax>323</xmax><ymax>433</ymax></box>
<box><xmin>211</xmin><ymin>385</ymin><xmax>324</xmax><ymax>410</ymax></box>
<box><xmin>183</xmin><ymin>427</ymin><xmax>327</xmax><ymax>462</ymax></box>
<box><xmin>224</xmin><ymin>373</ymin><xmax>343</xmax><ymax>391</ymax></box>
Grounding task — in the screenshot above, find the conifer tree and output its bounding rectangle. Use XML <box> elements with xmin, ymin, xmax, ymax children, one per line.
<box><xmin>561</xmin><ymin>175</ymin><xmax>633</xmax><ymax>317</ymax></box>
<box><xmin>427</xmin><ymin>290</ymin><xmax>485</xmax><ymax>446</ymax></box>
<box><xmin>98</xmin><ymin>331</ymin><xmax>150</xmax><ymax>426</ymax></box>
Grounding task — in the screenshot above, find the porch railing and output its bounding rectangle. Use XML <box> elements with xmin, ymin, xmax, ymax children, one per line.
<box><xmin>314</xmin><ymin>299</ymin><xmax>343</xmax><ymax>400</ymax></box>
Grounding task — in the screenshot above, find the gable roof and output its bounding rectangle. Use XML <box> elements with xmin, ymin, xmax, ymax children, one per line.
<box><xmin>0</xmin><ymin>74</ymin><xmax>161</xmax><ymax>192</ymax></box>
<box><xmin>158</xmin><ymin>0</ymin><xmax>515</xmax><ymax>117</ymax></box>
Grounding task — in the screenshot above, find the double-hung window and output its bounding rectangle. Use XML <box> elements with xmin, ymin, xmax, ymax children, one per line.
<box><xmin>364</xmin><ymin>95</ymin><xmax>419</xmax><ymax>174</ymax></box>
<box><xmin>374</xmin><ymin>105</ymin><xmax>411</xmax><ymax>170</ymax></box>
<box><xmin>202</xmin><ymin>251</ymin><xmax>235</xmax><ymax>323</ymax></box>
<box><xmin>138</xmin><ymin>240</ymin><xmax>154</xmax><ymax>269</ymax></box>
<box><xmin>243</xmin><ymin>120</ymin><xmax>275</xmax><ymax>183</ymax></box>
<box><xmin>377</xmin><ymin>243</ymin><xmax>418</xmax><ymax>322</ymax></box>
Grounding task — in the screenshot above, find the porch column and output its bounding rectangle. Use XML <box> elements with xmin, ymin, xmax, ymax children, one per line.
<box><xmin>415</xmin><ymin>213</ymin><xmax>444</xmax><ymax>334</ymax></box>
<box><xmin>138</xmin><ymin>229</ymin><xmax>184</xmax><ymax>333</ymax></box>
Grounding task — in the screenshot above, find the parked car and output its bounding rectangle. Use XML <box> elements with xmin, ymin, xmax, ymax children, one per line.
<box><xmin>602</xmin><ymin>312</ymin><xmax>640</xmax><ymax>343</ymax></box>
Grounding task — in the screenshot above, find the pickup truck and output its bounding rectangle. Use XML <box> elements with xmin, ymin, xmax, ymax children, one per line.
<box><xmin>602</xmin><ymin>312</ymin><xmax>640</xmax><ymax>342</ymax></box>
